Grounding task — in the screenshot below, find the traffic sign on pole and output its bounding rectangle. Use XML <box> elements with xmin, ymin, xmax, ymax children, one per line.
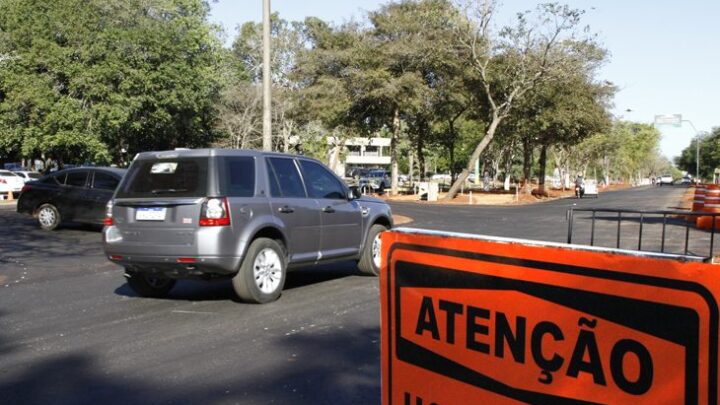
<box><xmin>654</xmin><ymin>114</ymin><xmax>682</xmax><ymax>127</ymax></box>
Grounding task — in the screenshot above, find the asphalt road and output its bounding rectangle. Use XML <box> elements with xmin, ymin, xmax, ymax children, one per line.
<box><xmin>0</xmin><ymin>185</ymin><xmax>692</xmax><ymax>404</ymax></box>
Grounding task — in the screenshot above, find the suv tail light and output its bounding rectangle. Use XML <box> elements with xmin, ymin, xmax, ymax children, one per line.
<box><xmin>0</xmin><ymin>179</ymin><xmax>6</xmax><ymax>184</ymax></box>
<box><xmin>104</xmin><ymin>199</ymin><xmax>114</xmax><ymax>226</ymax></box>
<box><xmin>21</xmin><ymin>184</ymin><xmax>31</xmax><ymax>193</ymax></box>
<box><xmin>200</xmin><ymin>197</ymin><xmax>230</xmax><ymax>226</ymax></box>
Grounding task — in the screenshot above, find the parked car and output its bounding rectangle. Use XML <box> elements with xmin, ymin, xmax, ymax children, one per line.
<box><xmin>17</xmin><ymin>167</ymin><xmax>126</xmax><ymax>230</ymax></box>
<box><xmin>0</xmin><ymin>169</ymin><xmax>25</xmax><ymax>199</ymax></box>
<box><xmin>13</xmin><ymin>170</ymin><xmax>42</xmax><ymax>183</ymax></box>
<box><xmin>358</xmin><ymin>168</ymin><xmax>389</xmax><ymax>193</ymax></box>
<box><xmin>103</xmin><ymin>149</ymin><xmax>394</xmax><ymax>303</ymax></box>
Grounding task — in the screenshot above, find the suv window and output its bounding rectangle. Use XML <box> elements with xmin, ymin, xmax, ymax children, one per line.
<box><xmin>66</xmin><ymin>171</ymin><xmax>88</xmax><ymax>187</ymax></box>
<box><xmin>266</xmin><ymin>157</ymin><xmax>306</xmax><ymax>198</ymax></box>
<box><xmin>218</xmin><ymin>157</ymin><xmax>255</xmax><ymax>197</ymax></box>
<box><xmin>93</xmin><ymin>171</ymin><xmax>120</xmax><ymax>191</ymax></box>
<box><xmin>299</xmin><ymin>160</ymin><xmax>346</xmax><ymax>199</ymax></box>
<box><xmin>116</xmin><ymin>157</ymin><xmax>209</xmax><ymax>198</ymax></box>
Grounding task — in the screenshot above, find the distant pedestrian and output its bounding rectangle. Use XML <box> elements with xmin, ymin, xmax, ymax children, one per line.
<box><xmin>483</xmin><ymin>171</ymin><xmax>491</xmax><ymax>191</ymax></box>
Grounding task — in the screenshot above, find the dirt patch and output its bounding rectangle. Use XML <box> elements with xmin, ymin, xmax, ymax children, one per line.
<box><xmin>379</xmin><ymin>183</ymin><xmax>633</xmax><ymax>205</ymax></box>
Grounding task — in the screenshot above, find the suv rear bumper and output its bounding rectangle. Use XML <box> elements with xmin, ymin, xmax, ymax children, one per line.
<box><xmin>107</xmin><ymin>254</ymin><xmax>241</xmax><ymax>277</ymax></box>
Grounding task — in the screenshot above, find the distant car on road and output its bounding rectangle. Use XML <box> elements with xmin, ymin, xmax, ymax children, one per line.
<box><xmin>659</xmin><ymin>174</ymin><xmax>673</xmax><ymax>185</ymax></box>
<box><xmin>0</xmin><ymin>169</ymin><xmax>24</xmax><ymax>199</ymax></box>
<box><xmin>12</xmin><ymin>170</ymin><xmax>42</xmax><ymax>183</ymax></box>
<box><xmin>17</xmin><ymin>167</ymin><xmax>126</xmax><ymax>230</ymax></box>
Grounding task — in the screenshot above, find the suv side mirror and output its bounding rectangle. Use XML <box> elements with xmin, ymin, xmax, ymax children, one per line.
<box><xmin>348</xmin><ymin>186</ymin><xmax>362</xmax><ymax>200</ymax></box>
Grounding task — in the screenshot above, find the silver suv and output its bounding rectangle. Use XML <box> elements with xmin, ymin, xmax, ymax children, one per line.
<box><xmin>103</xmin><ymin>149</ymin><xmax>393</xmax><ymax>303</ymax></box>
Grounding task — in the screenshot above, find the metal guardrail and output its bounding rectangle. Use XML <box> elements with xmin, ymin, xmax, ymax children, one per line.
<box><xmin>566</xmin><ymin>208</ymin><xmax>719</xmax><ymax>259</ymax></box>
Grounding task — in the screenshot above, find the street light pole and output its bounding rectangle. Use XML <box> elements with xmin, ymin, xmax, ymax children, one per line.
<box><xmin>683</xmin><ymin>120</ymin><xmax>700</xmax><ymax>181</ymax></box>
<box><xmin>262</xmin><ymin>0</ymin><xmax>272</xmax><ymax>151</ymax></box>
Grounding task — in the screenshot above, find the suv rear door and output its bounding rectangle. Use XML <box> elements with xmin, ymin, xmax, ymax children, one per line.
<box><xmin>298</xmin><ymin>159</ymin><xmax>362</xmax><ymax>259</ymax></box>
<box><xmin>266</xmin><ymin>157</ymin><xmax>321</xmax><ymax>263</ymax></box>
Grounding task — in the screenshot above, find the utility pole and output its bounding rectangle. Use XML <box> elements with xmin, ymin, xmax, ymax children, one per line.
<box><xmin>262</xmin><ymin>0</ymin><xmax>272</xmax><ymax>151</ymax></box>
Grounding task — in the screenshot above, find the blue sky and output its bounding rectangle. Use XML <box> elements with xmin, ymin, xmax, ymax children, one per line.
<box><xmin>209</xmin><ymin>0</ymin><xmax>719</xmax><ymax>161</ymax></box>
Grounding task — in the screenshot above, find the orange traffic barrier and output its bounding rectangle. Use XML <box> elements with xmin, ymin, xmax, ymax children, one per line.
<box><xmin>690</xmin><ymin>184</ymin><xmax>706</xmax><ymax>223</ymax></box>
<box><xmin>699</xmin><ymin>184</ymin><xmax>720</xmax><ymax>230</ymax></box>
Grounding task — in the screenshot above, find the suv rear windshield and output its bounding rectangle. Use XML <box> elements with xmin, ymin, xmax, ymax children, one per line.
<box><xmin>116</xmin><ymin>157</ymin><xmax>209</xmax><ymax>198</ymax></box>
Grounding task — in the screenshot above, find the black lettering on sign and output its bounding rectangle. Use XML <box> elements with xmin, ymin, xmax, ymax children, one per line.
<box><xmin>531</xmin><ymin>321</ymin><xmax>565</xmax><ymax>373</ymax></box>
<box><xmin>416</xmin><ymin>296</ymin><xmax>440</xmax><ymax>340</ymax></box>
<box><xmin>409</xmin><ymin>296</ymin><xmax>656</xmax><ymax>396</ymax></box>
<box><xmin>611</xmin><ymin>339</ymin><xmax>654</xmax><ymax>395</ymax></box>
<box><xmin>439</xmin><ymin>300</ymin><xmax>463</xmax><ymax>344</ymax></box>
<box><xmin>404</xmin><ymin>392</ymin><xmax>439</xmax><ymax>405</ymax></box>
<box><xmin>495</xmin><ymin>312</ymin><xmax>526</xmax><ymax>364</ymax></box>
<box><xmin>466</xmin><ymin>305</ymin><xmax>490</xmax><ymax>354</ymax></box>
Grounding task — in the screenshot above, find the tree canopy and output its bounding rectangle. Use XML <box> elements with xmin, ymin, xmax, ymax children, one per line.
<box><xmin>0</xmin><ymin>0</ymin><xmax>223</xmax><ymax>169</ymax></box>
<box><xmin>0</xmin><ymin>0</ymin><xmax>683</xmax><ymax>190</ymax></box>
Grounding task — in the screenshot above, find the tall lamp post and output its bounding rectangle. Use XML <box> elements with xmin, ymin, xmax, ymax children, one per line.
<box><xmin>654</xmin><ymin>114</ymin><xmax>700</xmax><ymax>181</ymax></box>
<box><xmin>682</xmin><ymin>119</ymin><xmax>700</xmax><ymax>182</ymax></box>
<box><xmin>262</xmin><ymin>0</ymin><xmax>272</xmax><ymax>151</ymax></box>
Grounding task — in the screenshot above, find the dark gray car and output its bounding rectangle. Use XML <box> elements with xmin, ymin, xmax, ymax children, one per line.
<box><xmin>102</xmin><ymin>149</ymin><xmax>393</xmax><ymax>303</ymax></box>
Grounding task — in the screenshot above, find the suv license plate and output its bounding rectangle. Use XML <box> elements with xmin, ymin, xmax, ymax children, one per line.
<box><xmin>136</xmin><ymin>207</ymin><xmax>167</xmax><ymax>221</ymax></box>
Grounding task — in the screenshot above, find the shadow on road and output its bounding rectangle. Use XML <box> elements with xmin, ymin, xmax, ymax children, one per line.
<box><xmin>113</xmin><ymin>261</ymin><xmax>361</xmax><ymax>303</ymax></box>
<box><xmin>0</xmin><ymin>212</ymin><xmax>104</xmax><ymax>259</ymax></box>
<box><xmin>0</xmin><ymin>323</ymin><xmax>380</xmax><ymax>404</ymax></box>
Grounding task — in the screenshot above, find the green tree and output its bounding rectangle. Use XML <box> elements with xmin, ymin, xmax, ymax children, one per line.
<box><xmin>0</xmin><ymin>0</ymin><xmax>223</xmax><ymax>168</ymax></box>
<box><xmin>676</xmin><ymin>128</ymin><xmax>718</xmax><ymax>180</ymax></box>
<box><xmin>444</xmin><ymin>1</ymin><xmax>603</xmax><ymax>199</ymax></box>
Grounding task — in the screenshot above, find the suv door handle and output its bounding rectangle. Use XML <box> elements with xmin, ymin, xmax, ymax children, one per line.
<box><xmin>322</xmin><ymin>206</ymin><xmax>335</xmax><ymax>213</ymax></box>
<box><xmin>278</xmin><ymin>206</ymin><xmax>295</xmax><ymax>213</ymax></box>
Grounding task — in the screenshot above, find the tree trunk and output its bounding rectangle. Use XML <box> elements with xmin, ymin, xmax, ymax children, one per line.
<box><xmin>522</xmin><ymin>139</ymin><xmax>533</xmax><ymax>194</ymax></box>
<box><xmin>536</xmin><ymin>144</ymin><xmax>548</xmax><ymax>197</ymax></box>
<box><xmin>417</xmin><ymin>137</ymin><xmax>425</xmax><ymax>181</ymax></box>
<box><xmin>408</xmin><ymin>150</ymin><xmax>414</xmax><ymax>185</ymax></box>
<box><xmin>390</xmin><ymin>108</ymin><xmax>400</xmax><ymax>196</ymax></box>
<box><xmin>443</xmin><ymin>114</ymin><xmax>503</xmax><ymax>200</ymax></box>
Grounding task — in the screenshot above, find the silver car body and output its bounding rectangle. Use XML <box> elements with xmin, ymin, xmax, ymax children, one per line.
<box><xmin>103</xmin><ymin>149</ymin><xmax>393</xmax><ymax>278</ymax></box>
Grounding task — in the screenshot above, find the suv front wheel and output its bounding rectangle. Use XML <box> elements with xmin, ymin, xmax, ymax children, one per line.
<box><xmin>358</xmin><ymin>224</ymin><xmax>387</xmax><ymax>276</ymax></box>
<box><xmin>233</xmin><ymin>238</ymin><xmax>287</xmax><ymax>304</ymax></box>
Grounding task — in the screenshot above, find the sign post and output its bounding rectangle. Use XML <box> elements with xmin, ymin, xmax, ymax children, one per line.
<box><xmin>381</xmin><ymin>228</ymin><xmax>720</xmax><ymax>404</ymax></box>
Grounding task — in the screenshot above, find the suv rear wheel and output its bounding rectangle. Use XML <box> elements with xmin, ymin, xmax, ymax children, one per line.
<box><xmin>233</xmin><ymin>238</ymin><xmax>287</xmax><ymax>304</ymax></box>
<box><xmin>126</xmin><ymin>271</ymin><xmax>176</xmax><ymax>298</ymax></box>
<box><xmin>358</xmin><ymin>224</ymin><xmax>387</xmax><ymax>276</ymax></box>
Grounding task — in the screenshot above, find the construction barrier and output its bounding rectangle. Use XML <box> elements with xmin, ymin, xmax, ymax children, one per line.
<box><xmin>699</xmin><ymin>185</ymin><xmax>720</xmax><ymax>230</ymax></box>
<box><xmin>381</xmin><ymin>228</ymin><xmax>720</xmax><ymax>404</ymax></box>
<box><xmin>691</xmin><ymin>184</ymin><xmax>706</xmax><ymax>223</ymax></box>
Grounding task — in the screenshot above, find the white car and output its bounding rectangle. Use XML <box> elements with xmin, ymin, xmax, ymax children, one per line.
<box><xmin>583</xmin><ymin>179</ymin><xmax>599</xmax><ymax>197</ymax></box>
<box><xmin>13</xmin><ymin>170</ymin><xmax>42</xmax><ymax>183</ymax></box>
<box><xmin>0</xmin><ymin>170</ymin><xmax>25</xmax><ymax>198</ymax></box>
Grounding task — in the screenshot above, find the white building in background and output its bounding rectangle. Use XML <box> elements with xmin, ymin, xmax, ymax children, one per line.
<box><xmin>327</xmin><ymin>137</ymin><xmax>391</xmax><ymax>177</ymax></box>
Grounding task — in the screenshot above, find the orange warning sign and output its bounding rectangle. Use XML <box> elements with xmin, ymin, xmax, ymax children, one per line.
<box><xmin>380</xmin><ymin>229</ymin><xmax>720</xmax><ymax>405</ymax></box>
